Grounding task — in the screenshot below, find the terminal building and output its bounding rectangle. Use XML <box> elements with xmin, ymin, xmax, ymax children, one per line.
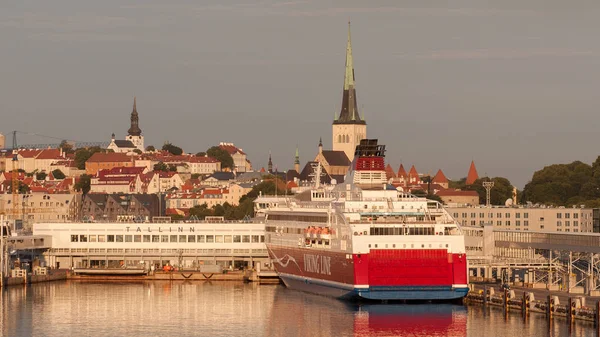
<box><xmin>446</xmin><ymin>205</ymin><xmax>599</xmax><ymax>233</ymax></box>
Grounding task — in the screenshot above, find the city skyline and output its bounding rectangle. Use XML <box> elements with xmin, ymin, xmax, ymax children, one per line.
<box><xmin>2</xmin><ymin>1</ymin><xmax>600</xmax><ymax>188</ymax></box>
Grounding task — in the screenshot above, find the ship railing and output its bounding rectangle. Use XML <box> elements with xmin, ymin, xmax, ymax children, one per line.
<box><xmin>34</xmin><ymin>219</ymin><xmax>258</xmax><ymax>224</ymax></box>
<box><xmin>348</xmin><ymin>220</ymin><xmax>456</xmax><ymax>225</ymax></box>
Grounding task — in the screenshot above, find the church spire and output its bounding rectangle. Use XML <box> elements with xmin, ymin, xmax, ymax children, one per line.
<box><xmin>294</xmin><ymin>145</ymin><xmax>300</xmax><ymax>173</ymax></box>
<box><xmin>268</xmin><ymin>151</ymin><xmax>273</xmax><ymax>173</ymax></box>
<box><xmin>128</xmin><ymin>96</ymin><xmax>142</xmax><ymax>136</ymax></box>
<box><xmin>334</xmin><ymin>21</ymin><xmax>365</xmax><ymax>125</ymax></box>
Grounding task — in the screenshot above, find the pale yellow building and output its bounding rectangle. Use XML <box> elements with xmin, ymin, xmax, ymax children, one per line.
<box><xmin>447</xmin><ymin>206</ymin><xmax>595</xmax><ymax>233</ymax></box>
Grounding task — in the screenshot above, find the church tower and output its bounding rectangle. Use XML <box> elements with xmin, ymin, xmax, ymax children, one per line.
<box><xmin>294</xmin><ymin>146</ymin><xmax>300</xmax><ymax>173</ymax></box>
<box><xmin>125</xmin><ymin>96</ymin><xmax>144</xmax><ymax>152</ymax></box>
<box><xmin>332</xmin><ymin>21</ymin><xmax>367</xmax><ymax>162</ymax></box>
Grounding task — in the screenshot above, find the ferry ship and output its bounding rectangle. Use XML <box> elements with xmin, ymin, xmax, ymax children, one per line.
<box><xmin>261</xmin><ymin>139</ymin><xmax>468</xmax><ymax>301</ymax></box>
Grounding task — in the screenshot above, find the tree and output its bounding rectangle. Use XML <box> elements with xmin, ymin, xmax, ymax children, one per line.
<box><xmin>36</xmin><ymin>172</ymin><xmax>47</xmax><ymax>181</ymax></box>
<box><xmin>189</xmin><ymin>204</ymin><xmax>213</xmax><ymax>219</ymax></box>
<box><xmin>52</xmin><ymin>169</ymin><xmax>66</xmax><ymax>180</ymax></box>
<box><xmin>162</xmin><ymin>142</ymin><xmax>183</xmax><ymax>155</ymax></box>
<box><xmin>59</xmin><ymin>140</ymin><xmax>75</xmax><ymax>154</ymax></box>
<box><xmin>133</xmin><ymin>149</ymin><xmax>142</xmax><ymax>155</ymax></box>
<box><xmin>146</xmin><ymin>145</ymin><xmax>156</xmax><ymax>152</ymax></box>
<box><xmin>522</xmin><ymin>160</ymin><xmax>593</xmax><ymax>206</ymax></box>
<box><xmin>191</xmin><ymin>173</ymin><xmax>201</xmax><ymax>180</ymax></box>
<box><xmin>206</xmin><ymin>146</ymin><xmax>234</xmax><ymax>171</ymax></box>
<box><xmin>196</xmin><ymin>152</ymin><xmax>206</xmax><ymax>157</ymax></box>
<box><xmin>169</xmin><ymin>164</ymin><xmax>177</xmax><ymax>172</ymax></box>
<box><xmin>153</xmin><ymin>162</ymin><xmax>169</xmax><ymax>172</ymax></box>
<box><xmin>9</xmin><ymin>181</ymin><xmax>30</xmax><ymax>194</ymax></box>
<box><xmin>74</xmin><ymin>174</ymin><xmax>92</xmax><ymax>195</ymax></box>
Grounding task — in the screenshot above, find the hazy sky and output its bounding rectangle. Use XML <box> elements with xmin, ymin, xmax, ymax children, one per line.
<box><xmin>2</xmin><ymin>0</ymin><xmax>599</xmax><ymax>188</ymax></box>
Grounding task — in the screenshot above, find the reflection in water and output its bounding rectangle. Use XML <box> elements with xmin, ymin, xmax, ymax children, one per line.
<box><xmin>1</xmin><ymin>282</ymin><xmax>597</xmax><ymax>337</ymax></box>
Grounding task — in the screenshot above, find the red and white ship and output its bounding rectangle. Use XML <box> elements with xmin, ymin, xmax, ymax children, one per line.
<box><xmin>261</xmin><ymin>139</ymin><xmax>468</xmax><ymax>301</ymax></box>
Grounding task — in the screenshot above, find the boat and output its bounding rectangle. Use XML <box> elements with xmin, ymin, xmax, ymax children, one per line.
<box><xmin>260</xmin><ymin>139</ymin><xmax>468</xmax><ymax>301</ymax></box>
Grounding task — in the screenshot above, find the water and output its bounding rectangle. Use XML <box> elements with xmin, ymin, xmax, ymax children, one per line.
<box><xmin>0</xmin><ymin>281</ymin><xmax>597</xmax><ymax>337</ymax></box>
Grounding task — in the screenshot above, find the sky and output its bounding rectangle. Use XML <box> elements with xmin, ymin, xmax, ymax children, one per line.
<box><xmin>1</xmin><ymin>0</ymin><xmax>600</xmax><ymax>188</ymax></box>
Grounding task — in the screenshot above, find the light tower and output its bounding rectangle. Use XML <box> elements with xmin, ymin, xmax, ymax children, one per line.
<box><xmin>483</xmin><ymin>180</ymin><xmax>494</xmax><ymax>207</ymax></box>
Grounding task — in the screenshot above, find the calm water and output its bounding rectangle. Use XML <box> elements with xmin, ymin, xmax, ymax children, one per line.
<box><xmin>0</xmin><ymin>281</ymin><xmax>597</xmax><ymax>337</ymax></box>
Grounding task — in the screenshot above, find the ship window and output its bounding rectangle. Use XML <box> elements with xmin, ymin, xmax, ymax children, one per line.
<box><xmin>170</xmin><ymin>235</ymin><xmax>178</xmax><ymax>242</ymax></box>
<box><xmin>198</xmin><ymin>235</ymin><xmax>205</xmax><ymax>243</ymax></box>
<box><xmin>99</xmin><ymin>235</ymin><xmax>106</xmax><ymax>242</ymax></box>
<box><xmin>364</xmin><ymin>231</ymin><xmax>367</xmax><ymax>235</ymax></box>
<box><xmin>393</xmin><ymin>244</ymin><xmax>396</xmax><ymax>248</ymax></box>
<box><xmin>206</xmin><ymin>235</ymin><xmax>214</xmax><ymax>243</ymax></box>
<box><xmin>261</xmin><ymin>236</ymin><xmax>265</xmax><ymax>243</ymax></box>
<box><xmin>179</xmin><ymin>235</ymin><xmax>187</xmax><ymax>243</ymax></box>
<box><xmin>215</xmin><ymin>235</ymin><xmax>223</xmax><ymax>243</ymax></box>
<box><xmin>160</xmin><ymin>235</ymin><xmax>168</xmax><ymax>243</ymax></box>
<box><xmin>421</xmin><ymin>244</ymin><xmax>424</xmax><ymax>248</ymax></box>
<box><xmin>368</xmin><ymin>244</ymin><xmax>371</xmax><ymax>248</ymax></box>
<box><xmin>89</xmin><ymin>235</ymin><xmax>97</xmax><ymax>242</ymax></box>
<box><xmin>403</xmin><ymin>244</ymin><xmax>406</xmax><ymax>248</ymax></box>
<box><xmin>151</xmin><ymin>235</ymin><xmax>159</xmax><ymax>243</ymax></box>
<box><xmin>80</xmin><ymin>235</ymin><xmax>87</xmax><ymax>242</ymax></box>
<box><xmin>188</xmin><ymin>235</ymin><xmax>196</xmax><ymax>243</ymax></box>
<box><xmin>385</xmin><ymin>244</ymin><xmax>388</xmax><ymax>248</ymax></box>
<box><xmin>233</xmin><ymin>235</ymin><xmax>241</xmax><ymax>243</ymax></box>
<box><xmin>445</xmin><ymin>244</ymin><xmax>449</xmax><ymax>248</ymax></box>
<box><xmin>374</xmin><ymin>244</ymin><xmax>378</xmax><ymax>248</ymax></box>
<box><xmin>71</xmin><ymin>235</ymin><xmax>78</xmax><ymax>242</ymax></box>
<box><xmin>143</xmin><ymin>235</ymin><xmax>151</xmax><ymax>243</ymax></box>
<box><xmin>108</xmin><ymin>235</ymin><xmax>115</xmax><ymax>242</ymax></box>
<box><xmin>243</xmin><ymin>235</ymin><xmax>250</xmax><ymax>243</ymax></box>
<box><xmin>116</xmin><ymin>235</ymin><xmax>124</xmax><ymax>242</ymax></box>
<box><xmin>252</xmin><ymin>235</ymin><xmax>259</xmax><ymax>243</ymax></box>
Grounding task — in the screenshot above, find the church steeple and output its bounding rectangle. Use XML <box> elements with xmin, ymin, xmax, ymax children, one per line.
<box><xmin>334</xmin><ymin>21</ymin><xmax>365</xmax><ymax>125</ymax></box>
<box><xmin>268</xmin><ymin>151</ymin><xmax>273</xmax><ymax>173</ymax></box>
<box><xmin>294</xmin><ymin>146</ymin><xmax>300</xmax><ymax>173</ymax></box>
<box><xmin>128</xmin><ymin>96</ymin><xmax>142</xmax><ymax>136</ymax></box>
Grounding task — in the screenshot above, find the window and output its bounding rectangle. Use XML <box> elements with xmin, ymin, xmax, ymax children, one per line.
<box><xmin>107</xmin><ymin>235</ymin><xmax>115</xmax><ymax>242</ymax></box>
<box><xmin>252</xmin><ymin>235</ymin><xmax>259</xmax><ymax>243</ymax></box>
<box><xmin>170</xmin><ymin>235</ymin><xmax>178</xmax><ymax>243</ymax></box>
<box><xmin>497</xmin><ymin>221</ymin><xmax>502</xmax><ymax>226</ymax></box>
<box><xmin>152</xmin><ymin>235</ymin><xmax>160</xmax><ymax>243</ymax></box>
<box><xmin>505</xmin><ymin>221</ymin><xmax>511</xmax><ymax>226</ymax></box>
<box><xmin>574</xmin><ymin>221</ymin><xmax>579</xmax><ymax>227</ymax></box>
<box><xmin>224</xmin><ymin>235</ymin><xmax>232</xmax><ymax>243</ymax></box>
<box><xmin>524</xmin><ymin>221</ymin><xmax>529</xmax><ymax>226</ymax></box>
<box><xmin>541</xmin><ymin>225</ymin><xmax>545</xmax><ymax>229</ymax></box>
<box><xmin>565</xmin><ymin>221</ymin><xmax>570</xmax><ymax>227</ymax></box>
<box><xmin>126</xmin><ymin>235</ymin><xmax>133</xmax><ymax>242</ymax></box>
<box><xmin>516</xmin><ymin>221</ymin><xmax>520</xmax><ymax>227</ymax></box>
<box><xmin>489</xmin><ymin>213</ymin><xmax>493</xmax><ymax>218</ymax></box>
<box><xmin>70</xmin><ymin>235</ymin><xmax>78</xmax><ymax>242</ymax></box>
<box><xmin>497</xmin><ymin>213</ymin><xmax>502</xmax><ymax>218</ymax></box>
<box><xmin>98</xmin><ymin>235</ymin><xmax>106</xmax><ymax>242</ymax></box>
<box><xmin>470</xmin><ymin>213</ymin><xmax>476</xmax><ymax>218</ymax></box>
<box><xmin>80</xmin><ymin>235</ymin><xmax>87</xmax><ymax>242</ymax></box>
<box><xmin>134</xmin><ymin>235</ymin><xmax>141</xmax><ymax>242</ymax></box>
<box><xmin>557</xmin><ymin>221</ymin><xmax>562</xmax><ymax>227</ymax></box>
<box><xmin>188</xmin><ymin>235</ymin><xmax>196</xmax><ymax>243</ymax></box>
<box><xmin>524</xmin><ymin>213</ymin><xmax>529</xmax><ymax>219</ymax></box>
<box><xmin>143</xmin><ymin>235</ymin><xmax>151</xmax><ymax>243</ymax></box>
<box><xmin>261</xmin><ymin>236</ymin><xmax>265</xmax><ymax>243</ymax></box>
<box><xmin>179</xmin><ymin>235</ymin><xmax>187</xmax><ymax>243</ymax></box>
<box><xmin>516</xmin><ymin>213</ymin><xmax>521</xmax><ymax>218</ymax></box>
<box><xmin>233</xmin><ymin>235</ymin><xmax>241</xmax><ymax>243</ymax></box>
<box><xmin>479</xmin><ymin>213</ymin><xmax>484</xmax><ymax>218</ymax></box>
<box><xmin>557</xmin><ymin>213</ymin><xmax>562</xmax><ymax>219</ymax></box>
<box><xmin>565</xmin><ymin>213</ymin><xmax>571</xmax><ymax>219</ymax></box>
<box><xmin>242</xmin><ymin>235</ymin><xmax>250</xmax><ymax>243</ymax></box>
<box><xmin>215</xmin><ymin>235</ymin><xmax>224</xmax><ymax>243</ymax></box>
<box><xmin>89</xmin><ymin>235</ymin><xmax>97</xmax><ymax>242</ymax></box>
<box><xmin>206</xmin><ymin>235</ymin><xmax>214</xmax><ymax>243</ymax></box>
<box><xmin>505</xmin><ymin>213</ymin><xmax>510</xmax><ymax>218</ymax></box>
<box><xmin>574</xmin><ymin>213</ymin><xmax>579</xmax><ymax>219</ymax></box>
<box><xmin>198</xmin><ymin>235</ymin><xmax>205</xmax><ymax>243</ymax></box>
<box><xmin>116</xmin><ymin>235</ymin><xmax>124</xmax><ymax>242</ymax></box>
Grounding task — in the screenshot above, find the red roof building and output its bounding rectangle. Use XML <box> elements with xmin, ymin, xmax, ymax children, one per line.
<box><xmin>432</xmin><ymin>169</ymin><xmax>449</xmax><ymax>189</ymax></box>
<box><xmin>466</xmin><ymin>161</ymin><xmax>479</xmax><ymax>185</ymax></box>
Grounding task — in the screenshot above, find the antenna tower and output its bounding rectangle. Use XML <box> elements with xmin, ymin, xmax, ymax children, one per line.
<box><xmin>483</xmin><ymin>180</ymin><xmax>494</xmax><ymax>207</ymax></box>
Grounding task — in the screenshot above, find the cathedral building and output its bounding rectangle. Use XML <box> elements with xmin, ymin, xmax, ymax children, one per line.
<box><xmin>108</xmin><ymin>97</ymin><xmax>145</xmax><ymax>153</ymax></box>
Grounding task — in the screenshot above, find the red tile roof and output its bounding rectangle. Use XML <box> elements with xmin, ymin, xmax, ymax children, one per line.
<box><xmin>408</xmin><ymin>165</ymin><xmax>419</xmax><ymax>181</ymax></box>
<box><xmin>219</xmin><ymin>143</ymin><xmax>246</xmax><ymax>155</ymax></box>
<box><xmin>432</xmin><ymin>169</ymin><xmax>448</xmax><ymax>184</ymax></box>
<box><xmin>397</xmin><ymin>164</ymin><xmax>407</xmax><ymax>178</ymax></box>
<box><xmin>87</xmin><ymin>152</ymin><xmax>133</xmax><ymax>163</ymax></box>
<box><xmin>35</xmin><ymin>149</ymin><xmax>64</xmax><ymax>160</ymax></box>
<box><xmin>385</xmin><ymin>164</ymin><xmax>396</xmax><ymax>180</ymax></box>
<box><xmin>466</xmin><ymin>161</ymin><xmax>479</xmax><ymax>185</ymax></box>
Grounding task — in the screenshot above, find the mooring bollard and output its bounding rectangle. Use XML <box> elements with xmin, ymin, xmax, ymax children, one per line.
<box><xmin>547</xmin><ymin>295</ymin><xmax>554</xmax><ymax>320</ymax></box>
<box><xmin>483</xmin><ymin>285</ymin><xmax>487</xmax><ymax>306</ymax></box>
<box><xmin>522</xmin><ymin>292</ymin><xmax>529</xmax><ymax>316</ymax></box>
<box><xmin>503</xmin><ymin>288</ymin><xmax>508</xmax><ymax>314</ymax></box>
<box><xmin>567</xmin><ymin>297</ymin><xmax>573</xmax><ymax>325</ymax></box>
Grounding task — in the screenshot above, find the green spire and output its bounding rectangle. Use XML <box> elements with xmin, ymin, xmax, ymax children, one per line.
<box><xmin>294</xmin><ymin>145</ymin><xmax>300</xmax><ymax>165</ymax></box>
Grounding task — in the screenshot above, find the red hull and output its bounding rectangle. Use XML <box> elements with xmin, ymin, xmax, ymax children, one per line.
<box><xmin>267</xmin><ymin>245</ymin><xmax>468</xmax><ymax>300</ymax></box>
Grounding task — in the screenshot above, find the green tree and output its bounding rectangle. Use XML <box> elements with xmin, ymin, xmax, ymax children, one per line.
<box><xmin>133</xmin><ymin>149</ymin><xmax>142</xmax><ymax>155</ymax></box>
<box><xmin>9</xmin><ymin>181</ymin><xmax>30</xmax><ymax>194</ymax></box>
<box><xmin>145</xmin><ymin>145</ymin><xmax>156</xmax><ymax>152</ymax></box>
<box><xmin>153</xmin><ymin>162</ymin><xmax>169</xmax><ymax>172</ymax></box>
<box><xmin>196</xmin><ymin>152</ymin><xmax>206</xmax><ymax>157</ymax></box>
<box><xmin>522</xmin><ymin>161</ymin><xmax>593</xmax><ymax>206</ymax></box>
<box><xmin>59</xmin><ymin>140</ymin><xmax>75</xmax><ymax>154</ymax></box>
<box><xmin>74</xmin><ymin>174</ymin><xmax>92</xmax><ymax>195</ymax></box>
<box><xmin>206</xmin><ymin>146</ymin><xmax>234</xmax><ymax>171</ymax></box>
<box><xmin>52</xmin><ymin>169</ymin><xmax>66</xmax><ymax>180</ymax></box>
<box><xmin>162</xmin><ymin>142</ymin><xmax>183</xmax><ymax>155</ymax></box>
<box><xmin>189</xmin><ymin>204</ymin><xmax>213</xmax><ymax>219</ymax></box>
<box><xmin>191</xmin><ymin>173</ymin><xmax>201</xmax><ymax>180</ymax></box>
<box><xmin>36</xmin><ymin>172</ymin><xmax>47</xmax><ymax>180</ymax></box>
